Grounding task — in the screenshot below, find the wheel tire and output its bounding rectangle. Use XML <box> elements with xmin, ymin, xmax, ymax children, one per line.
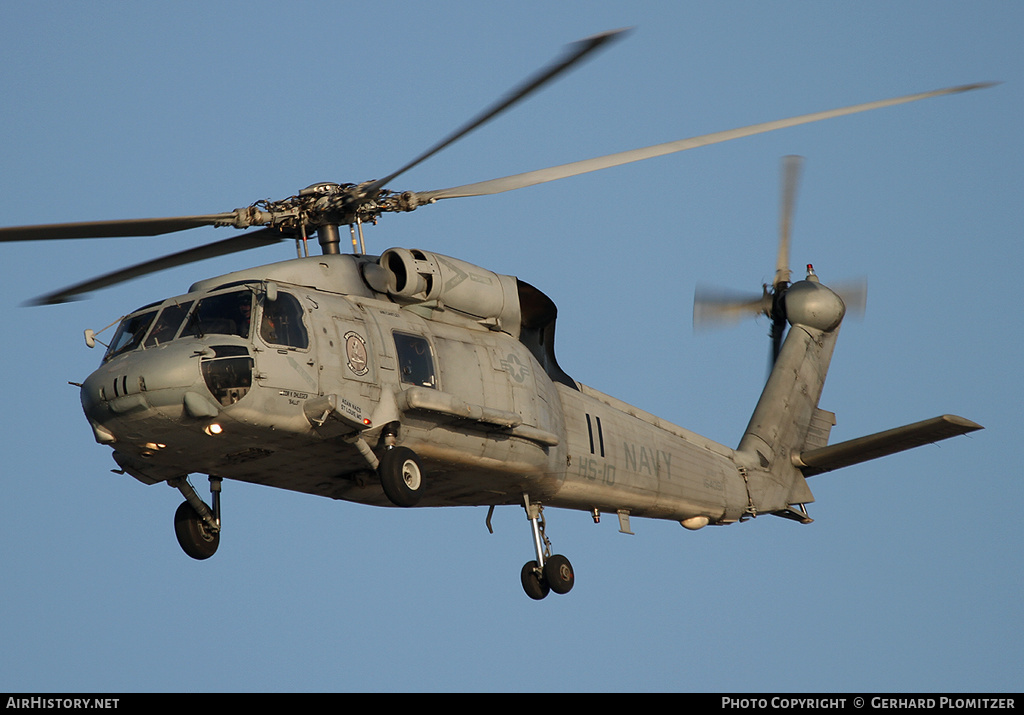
<box><xmin>174</xmin><ymin>501</ymin><xmax>219</xmax><ymax>560</ymax></box>
<box><xmin>543</xmin><ymin>554</ymin><xmax>574</xmax><ymax>595</ymax></box>
<box><xmin>520</xmin><ymin>560</ymin><xmax>550</xmax><ymax>600</ymax></box>
<box><xmin>378</xmin><ymin>446</ymin><xmax>424</xmax><ymax>507</ymax></box>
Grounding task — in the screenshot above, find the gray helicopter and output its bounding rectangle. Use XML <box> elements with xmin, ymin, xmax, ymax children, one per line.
<box><xmin>0</xmin><ymin>30</ymin><xmax>984</xmax><ymax>599</ymax></box>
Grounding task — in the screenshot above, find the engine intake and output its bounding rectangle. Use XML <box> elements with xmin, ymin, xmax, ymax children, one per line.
<box><xmin>374</xmin><ymin>248</ymin><xmax>522</xmax><ymax>335</ymax></box>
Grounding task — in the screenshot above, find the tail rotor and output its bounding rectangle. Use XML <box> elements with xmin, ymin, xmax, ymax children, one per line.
<box><xmin>693</xmin><ymin>156</ymin><xmax>865</xmax><ymax>371</ymax></box>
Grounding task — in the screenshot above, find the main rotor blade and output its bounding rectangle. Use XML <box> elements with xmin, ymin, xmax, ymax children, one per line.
<box><xmin>363</xmin><ymin>28</ymin><xmax>629</xmax><ymax>197</ymax></box>
<box><xmin>29</xmin><ymin>227</ymin><xmax>291</xmax><ymax>305</ymax></box>
<box><xmin>0</xmin><ymin>214</ymin><xmax>237</xmax><ymax>242</ymax></box>
<box><xmin>418</xmin><ymin>82</ymin><xmax>995</xmax><ymax>202</ymax></box>
<box><xmin>775</xmin><ymin>155</ymin><xmax>804</xmax><ymax>289</ymax></box>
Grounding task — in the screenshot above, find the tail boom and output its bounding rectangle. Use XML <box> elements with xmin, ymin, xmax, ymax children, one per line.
<box><xmin>736</xmin><ymin>322</ymin><xmax>840</xmax><ymax>513</ymax></box>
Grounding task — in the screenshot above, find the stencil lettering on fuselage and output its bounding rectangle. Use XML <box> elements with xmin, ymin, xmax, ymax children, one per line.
<box><xmin>622</xmin><ymin>442</ymin><xmax>672</xmax><ymax>480</ymax></box>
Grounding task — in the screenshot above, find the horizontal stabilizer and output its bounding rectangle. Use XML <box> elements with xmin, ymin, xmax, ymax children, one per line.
<box><xmin>794</xmin><ymin>414</ymin><xmax>982</xmax><ymax>477</ymax></box>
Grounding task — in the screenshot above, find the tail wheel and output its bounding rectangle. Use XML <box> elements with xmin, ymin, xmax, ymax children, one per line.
<box><xmin>378</xmin><ymin>446</ymin><xmax>424</xmax><ymax>507</ymax></box>
<box><xmin>173</xmin><ymin>501</ymin><xmax>219</xmax><ymax>560</ymax></box>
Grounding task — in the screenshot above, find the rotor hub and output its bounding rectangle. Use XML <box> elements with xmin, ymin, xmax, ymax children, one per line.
<box><xmin>784</xmin><ymin>274</ymin><xmax>845</xmax><ymax>332</ymax></box>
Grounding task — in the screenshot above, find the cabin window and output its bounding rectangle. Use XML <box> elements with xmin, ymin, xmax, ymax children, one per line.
<box><xmin>394</xmin><ymin>332</ymin><xmax>436</xmax><ymax>388</ymax></box>
<box><xmin>144</xmin><ymin>301</ymin><xmax>194</xmax><ymax>347</ymax></box>
<box><xmin>181</xmin><ymin>290</ymin><xmax>253</xmax><ymax>339</ymax></box>
<box><xmin>259</xmin><ymin>292</ymin><xmax>309</xmax><ymax>349</ymax></box>
<box><xmin>104</xmin><ymin>310</ymin><xmax>158</xmax><ymax>361</ymax></box>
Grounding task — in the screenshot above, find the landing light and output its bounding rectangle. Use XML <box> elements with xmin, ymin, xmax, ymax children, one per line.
<box><xmin>205</xmin><ymin>423</ymin><xmax>224</xmax><ymax>436</ymax></box>
<box><xmin>140</xmin><ymin>442</ymin><xmax>167</xmax><ymax>458</ymax></box>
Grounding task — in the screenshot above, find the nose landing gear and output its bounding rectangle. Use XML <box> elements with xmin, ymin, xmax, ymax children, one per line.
<box><xmin>520</xmin><ymin>494</ymin><xmax>574</xmax><ymax>600</ymax></box>
<box><xmin>169</xmin><ymin>476</ymin><xmax>221</xmax><ymax>560</ymax></box>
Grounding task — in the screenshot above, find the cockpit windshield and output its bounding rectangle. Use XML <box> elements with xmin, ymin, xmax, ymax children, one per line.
<box><xmin>181</xmin><ymin>290</ymin><xmax>253</xmax><ymax>340</ymax></box>
<box><xmin>102</xmin><ymin>289</ymin><xmax>254</xmax><ymax>362</ymax></box>
<box><xmin>144</xmin><ymin>300</ymin><xmax>193</xmax><ymax>348</ymax></box>
<box><xmin>104</xmin><ymin>310</ymin><xmax>158</xmax><ymax>361</ymax></box>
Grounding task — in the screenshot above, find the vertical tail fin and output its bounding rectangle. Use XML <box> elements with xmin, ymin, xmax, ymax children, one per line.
<box><xmin>734</xmin><ymin>275</ymin><xmax>983</xmax><ymax>516</ymax></box>
<box><xmin>736</xmin><ymin>276</ymin><xmax>845</xmax><ymax>514</ymax></box>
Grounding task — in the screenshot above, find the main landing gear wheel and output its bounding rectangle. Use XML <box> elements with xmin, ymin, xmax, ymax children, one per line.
<box><xmin>543</xmin><ymin>554</ymin><xmax>575</xmax><ymax>595</ymax></box>
<box><xmin>174</xmin><ymin>501</ymin><xmax>220</xmax><ymax>560</ymax></box>
<box><xmin>519</xmin><ymin>495</ymin><xmax>575</xmax><ymax>600</ymax></box>
<box><xmin>378</xmin><ymin>446</ymin><xmax>424</xmax><ymax>507</ymax></box>
<box><xmin>520</xmin><ymin>555</ymin><xmax>575</xmax><ymax>600</ymax></box>
<box><xmin>521</xmin><ymin>561</ymin><xmax>550</xmax><ymax>600</ymax></box>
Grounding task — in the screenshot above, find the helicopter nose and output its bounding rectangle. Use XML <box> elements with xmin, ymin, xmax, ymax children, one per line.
<box><xmin>80</xmin><ymin>342</ymin><xmax>246</xmax><ymax>443</ymax></box>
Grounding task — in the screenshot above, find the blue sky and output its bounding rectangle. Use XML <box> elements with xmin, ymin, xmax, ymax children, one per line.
<box><xmin>1</xmin><ymin>1</ymin><xmax>1019</xmax><ymax>693</ymax></box>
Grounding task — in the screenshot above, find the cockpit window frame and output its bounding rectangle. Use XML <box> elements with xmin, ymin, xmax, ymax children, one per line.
<box><xmin>180</xmin><ymin>288</ymin><xmax>254</xmax><ymax>341</ymax></box>
<box><xmin>258</xmin><ymin>291</ymin><xmax>310</xmax><ymax>351</ymax></box>
<box><xmin>143</xmin><ymin>300</ymin><xmax>194</xmax><ymax>348</ymax></box>
<box><xmin>103</xmin><ymin>309</ymin><xmax>159</xmax><ymax>362</ymax></box>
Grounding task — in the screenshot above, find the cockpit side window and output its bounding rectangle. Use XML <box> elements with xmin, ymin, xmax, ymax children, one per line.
<box><xmin>394</xmin><ymin>332</ymin><xmax>436</xmax><ymax>388</ymax></box>
<box><xmin>144</xmin><ymin>301</ymin><xmax>194</xmax><ymax>348</ymax></box>
<box><xmin>104</xmin><ymin>310</ymin><xmax>158</xmax><ymax>362</ymax></box>
<box><xmin>260</xmin><ymin>292</ymin><xmax>309</xmax><ymax>349</ymax></box>
<box><xmin>181</xmin><ymin>290</ymin><xmax>253</xmax><ymax>339</ymax></box>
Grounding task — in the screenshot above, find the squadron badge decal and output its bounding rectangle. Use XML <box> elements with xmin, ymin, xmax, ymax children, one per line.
<box><xmin>344</xmin><ymin>331</ymin><xmax>369</xmax><ymax>376</ymax></box>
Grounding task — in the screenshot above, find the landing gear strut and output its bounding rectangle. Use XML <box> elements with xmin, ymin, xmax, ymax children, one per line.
<box><xmin>520</xmin><ymin>494</ymin><xmax>574</xmax><ymax>600</ymax></box>
<box><xmin>169</xmin><ymin>476</ymin><xmax>221</xmax><ymax>560</ymax></box>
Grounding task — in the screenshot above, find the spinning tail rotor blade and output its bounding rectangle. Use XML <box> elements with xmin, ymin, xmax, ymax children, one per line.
<box><xmin>693</xmin><ymin>286</ymin><xmax>770</xmax><ymax>330</ymax></box>
<box><xmin>776</xmin><ymin>155</ymin><xmax>803</xmax><ymax>289</ymax></box>
<box><xmin>691</xmin><ymin>156</ymin><xmax>803</xmax><ymax>372</ymax></box>
<box><xmin>768</xmin><ymin>155</ymin><xmax>804</xmax><ymax>366</ymax></box>
<box><xmin>834</xmin><ymin>278</ymin><xmax>868</xmax><ymax>319</ymax></box>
